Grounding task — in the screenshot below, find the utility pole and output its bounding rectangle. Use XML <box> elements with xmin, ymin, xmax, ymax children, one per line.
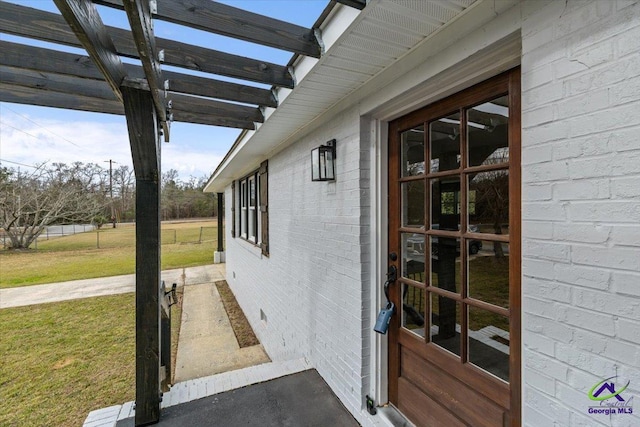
<box><xmin>104</xmin><ymin>160</ymin><xmax>117</xmax><ymax>228</ymax></box>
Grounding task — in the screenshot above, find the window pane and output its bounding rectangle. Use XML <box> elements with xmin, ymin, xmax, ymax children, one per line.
<box><xmin>402</xmin><ymin>233</ymin><xmax>425</xmax><ymax>282</ymax></box>
<box><xmin>429</xmin><ymin>236</ymin><xmax>460</xmax><ymax>293</ymax></box>
<box><xmin>468</xmin><ymin>241</ymin><xmax>509</xmax><ymax>309</ymax></box>
<box><xmin>430</xmin><ymin>294</ymin><xmax>460</xmax><ymax>357</ymax></box>
<box><xmin>402</xmin><ymin>284</ymin><xmax>426</xmax><ymax>337</ymax></box>
<box><xmin>468</xmin><ymin>96</ymin><xmax>509</xmax><ymax>167</ymax></box>
<box><xmin>430</xmin><ymin>177</ymin><xmax>460</xmax><ymax>230</ymax></box>
<box><xmin>468</xmin><ymin>306</ymin><xmax>509</xmax><ymax>382</ymax></box>
<box><xmin>468</xmin><ymin>171</ymin><xmax>509</xmax><ymax>235</ymax></box>
<box><xmin>430</xmin><ymin>112</ymin><xmax>460</xmax><ymax>172</ymax></box>
<box><xmin>401</xmin><ymin>126</ymin><xmax>425</xmax><ymax>177</ymax></box>
<box><xmin>249</xmin><ymin>177</ymin><xmax>256</xmax><ymax>207</ymax></box>
<box><xmin>402</xmin><ymin>181</ymin><xmax>425</xmax><ymax>228</ymax></box>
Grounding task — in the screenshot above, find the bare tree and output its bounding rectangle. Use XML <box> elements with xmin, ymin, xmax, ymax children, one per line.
<box><xmin>0</xmin><ymin>163</ymin><xmax>107</xmax><ymax>249</ymax></box>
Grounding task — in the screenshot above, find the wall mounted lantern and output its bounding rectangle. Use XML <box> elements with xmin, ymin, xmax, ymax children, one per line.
<box><xmin>311</xmin><ymin>139</ymin><xmax>336</xmax><ymax>181</ymax></box>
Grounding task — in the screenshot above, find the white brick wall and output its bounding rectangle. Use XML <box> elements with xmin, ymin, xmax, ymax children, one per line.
<box><xmin>522</xmin><ymin>1</ymin><xmax>640</xmax><ymax>426</ymax></box>
<box><xmin>224</xmin><ymin>105</ymin><xmax>380</xmax><ymax>426</ymax></box>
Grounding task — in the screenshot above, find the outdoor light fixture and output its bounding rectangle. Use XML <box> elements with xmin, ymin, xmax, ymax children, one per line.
<box><xmin>311</xmin><ymin>139</ymin><xmax>336</xmax><ymax>181</ymax></box>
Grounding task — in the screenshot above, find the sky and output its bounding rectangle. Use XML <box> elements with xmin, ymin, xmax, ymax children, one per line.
<box><xmin>0</xmin><ymin>0</ymin><xmax>329</xmax><ymax>181</ymax></box>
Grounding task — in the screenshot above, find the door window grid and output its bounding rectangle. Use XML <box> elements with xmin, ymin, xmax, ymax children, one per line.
<box><xmin>398</xmin><ymin>94</ymin><xmax>512</xmax><ymax>383</ymax></box>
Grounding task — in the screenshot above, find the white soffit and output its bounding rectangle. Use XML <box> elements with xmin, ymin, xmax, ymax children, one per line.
<box><xmin>205</xmin><ymin>0</ymin><xmax>478</xmax><ymax>193</ymax></box>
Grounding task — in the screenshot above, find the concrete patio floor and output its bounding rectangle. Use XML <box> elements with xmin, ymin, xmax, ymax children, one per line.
<box><xmin>114</xmin><ymin>369</ymin><xmax>360</xmax><ymax>427</ymax></box>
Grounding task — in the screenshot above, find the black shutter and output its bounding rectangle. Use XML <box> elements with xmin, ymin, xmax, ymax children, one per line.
<box><xmin>231</xmin><ymin>181</ymin><xmax>236</xmax><ymax>238</ymax></box>
<box><xmin>259</xmin><ymin>160</ymin><xmax>269</xmax><ymax>256</ymax></box>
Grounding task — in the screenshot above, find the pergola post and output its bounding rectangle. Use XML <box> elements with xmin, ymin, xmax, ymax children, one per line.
<box><xmin>214</xmin><ymin>192</ymin><xmax>225</xmax><ymax>263</ymax></box>
<box><xmin>121</xmin><ymin>85</ymin><xmax>161</xmax><ymax>426</ymax></box>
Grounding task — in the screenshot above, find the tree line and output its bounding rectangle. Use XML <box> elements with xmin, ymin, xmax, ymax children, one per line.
<box><xmin>0</xmin><ymin>162</ymin><xmax>217</xmax><ymax>249</ymax></box>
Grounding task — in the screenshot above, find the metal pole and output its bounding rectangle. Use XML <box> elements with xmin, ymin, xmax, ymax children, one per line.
<box><xmin>217</xmin><ymin>192</ymin><xmax>223</xmax><ymax>252</ymax></box>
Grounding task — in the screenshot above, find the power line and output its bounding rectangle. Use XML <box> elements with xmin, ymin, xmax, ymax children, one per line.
<box><xmin>0</xmin><ymin>121</ymin><xmax>42</xmax><ymax>140</ymax></box>
<box><xmin>1</xmin><ymin>107</ymin><xmax>83</xmax><ymax>148</ymax></box>
<box><xmin>0</xmin><ymin>158</ymin><xmax>39</xmax><ymax>169</ymax></box>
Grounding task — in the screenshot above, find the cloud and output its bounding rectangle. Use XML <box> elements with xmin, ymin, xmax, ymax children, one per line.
<box><xmin>0</xmin><ymin>109</ymin><xmax>231</xmax><ymax>181</ymax></box>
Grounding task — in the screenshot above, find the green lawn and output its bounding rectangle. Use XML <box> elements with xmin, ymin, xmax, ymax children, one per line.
<box><xmin>0</xmin><ymin>220</ymin><xmax>219</xmax><ymax>288</ymax></box>
<box><xmin>0</xmin><ymin>294</ymin><xmax>136</xmax><ymax>427</ymax></box>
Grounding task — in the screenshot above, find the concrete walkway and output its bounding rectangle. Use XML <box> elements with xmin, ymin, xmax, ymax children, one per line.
<box><xmin>173</xmin><ymin>282</ymin><xmax>270</xmax><ymax>382</ymax></box>
<box><xmin>0</xmin><ymin>265</ymin><xmax>225</xmax><ymax>308</ymax></box>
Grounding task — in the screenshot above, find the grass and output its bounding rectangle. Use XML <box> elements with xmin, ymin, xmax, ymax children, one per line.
<box><xmin>0</xmin><ymin>220</ymin><xmax>219</xmax><ymax>288</ymax></box>
<box><xmin>403</xmin><ymin>255</ymin><xmax>510</xmax><ymax>332</ymax></box>
<box><xmin>0</xmin><ymin>294</ymin><xmax>136</xmax><ymax>427</ymax></box>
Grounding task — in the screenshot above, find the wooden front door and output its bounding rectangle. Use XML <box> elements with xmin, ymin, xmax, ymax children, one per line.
<box><xmin>387</xmin><ymin>69</ymin><xmax>521</xmax><ymax>426</ymax></box>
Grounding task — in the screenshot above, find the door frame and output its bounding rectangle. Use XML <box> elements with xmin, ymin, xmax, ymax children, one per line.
<box><xmin>381</xmin><ymin>68</ymin><xmax>521</xmax><ymax>426</ymax></box>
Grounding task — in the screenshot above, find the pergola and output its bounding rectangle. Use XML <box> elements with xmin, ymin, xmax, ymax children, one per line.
<box><xmin>0</xmin><ymin>0</ymin><xmax>365</xmax><ymax>424</ymax></box>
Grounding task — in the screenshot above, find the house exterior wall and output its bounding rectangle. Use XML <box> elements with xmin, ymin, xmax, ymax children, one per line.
<box><xmin>221</xmin><ymin>1</ymin><xmax>640</xmax><ymax>426</ymax></box>
<box><xmin>224</xmin><ymin>107</ymin><xmax>378</xmax><ymax>425</ymax></box>
<box><xmin>521</xmin><ymin>1</ymin><xmax>640</xmax><ymax>426</ymax></box>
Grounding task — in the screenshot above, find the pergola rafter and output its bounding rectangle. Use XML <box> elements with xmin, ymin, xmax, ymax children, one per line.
<box><xmin>0</xmin><ymin>0</ymin><xmax>367</xmax><ymax>425</ymax></box>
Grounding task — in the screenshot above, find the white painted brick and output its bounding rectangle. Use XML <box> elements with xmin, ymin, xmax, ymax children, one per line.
<box><xmin>612</xmin><ymin>271</ymin><xmax>640</xmax><ymax>298</ymax></box>
<box><xmin>523</xmin><ymin>161</ymin><xmax>570</xmax><ymax>182</ymax></box>
<box><xmin>617</xmin><ymin>318</ymin><xmax>640</xmax><ymax>344</ymax></box>
<box><xmin>523</xmin><ymin>386</ymin><xmax>572</xmax><ymax>426</ymax></box>
<box><xmin>575</xmin><ymin>285</ymin><xmax>640</xmax><ymax>319</ymax></box>
<box><xmin>522</xmin><ymin>63</ymin><xmax>554</xmax><ymax>92</ymax></box>
<box><xmin>562</xmin><ymin>55</ymin><xmax>640</xmax><ymax>97</ymax></box>
<box><xmin>524</xmin><ymin>313</ymin><xmax>575</xmax><ymax>343</ymax></box>
<box><xmin>616</xmin><ymin>22</ymin><xmax>640</xmax><ymax>57</ymax></box>
<box><xmin>523</xmin><ymin>405</ymin><xmax>556</xmax><ymax>427</ymax></box>
<box><xmin>559</xmin><ymin>306</ymin><xmax>615</xmax><ymax>336</ymax></box>
<box><xmin>523</xmin><ymin>329</ymin><xmax>556</xmax><ymax>356</ymax></box>
<box><xmin>556</xmin><ymin>342</ymin><xmax>620</xmax><ymax>375</ymax></box>
<box><xmin>522</xmin><ymin>201</ymin><xmax>568</xmax><ymax>221</ymax></box>
<box><xmin>572</xmin><ymin>245</ymin><xmax>640</xmax><ymax>271</ymax></box>
<box><xmin>554</xmin><ymin>179</ymin><xmax>610</xmax><ymax>201</ymax></box>
<box><xmin>555</xmin><ymin>88</ymin><xmax>609</xmax><ymax>121</ymax></box>
<box><xmin>553</xmin><ymin>223</ymin><xmax>610</xmax><ymax>244</ymax></box>
<box><xmin>571</xmin><ymin>329</ymin><xmax>608</xmax><ymax>355</ymax></box>
<box><xmin>523</xmin><ymin>259</ymin><xmax>556</xmax><ymax>281</ymax></box>
<box><xmin>525</xmin><ymin>278</ymin><xmax>572</xmax><ymax>304</ymax></box>
<box><xmin>524</xmin><ymin>240</ymin><xmax>571</xmax><ymax>262</ymax></box>
<box><xmin>569</xmin><ymin>201</ymin><xmax>640</xmax><ymax>223</ymax></box>
<box><xmin>612</xmin><ymin>176</ymin><xmax>640</xmax><ymax>198</ymax></box>
<box><xmin>553</xmin><ymin>263</ymin><xmax>611</xmax><ymax>290</ymax></box>
<box><xmin>523</xmin><ymin>221</ymin><xmax>554</xmax><ymax>240</ymax></box>
<box><xmin>522</xmin><ymin>144</ymin><xmax>553</xmax><ymax>165</ymax></box>
<box><xmin>604</xmin><ymin>339</ymin><xmax>639</xmax><ymax>367</ymax></box>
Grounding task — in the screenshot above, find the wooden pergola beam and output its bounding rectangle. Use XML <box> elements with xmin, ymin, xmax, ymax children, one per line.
<box><xmin>53</xmin><ymin>0</ymin><xmax>126</xmax><ymax>102</ymax></box>
<box><xmin>0</xmin><ymin>2</ymin><xmax>294</xmax><ymax>88</ymax></box>
<box><xmin>169</xmin><ymin>93</ymin><xmax>263</xmax><ymax>124</ymax></box>
<box><xmin>335</xmin><ymin>0</ymin><xmax>367</xmax><ymax>10</ymax></box>
<box><xmin>0</xmin><ymin>77</ymin><xmax>256</xmax><ymax>129</ymax></box>
<box><xmin>0</xmin><ymin>41</ymin><xmax>277</xmax><ymax>108</ymax></box>
<box><xmin>94</xmin><ymin>0</ymin><xmax>322</xmax><ymax>58</ymax></box>
<box><xmin>0</xmin><ymin>82</ymin><xmax>124</xmax><ymax>116</ymax></box>
<box><xmin>122</xmin><ymin>0</ymin><xmax>167</xmax><ymax>137</ymax></box>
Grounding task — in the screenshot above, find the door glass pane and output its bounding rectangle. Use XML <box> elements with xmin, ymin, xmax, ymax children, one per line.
<box><xmin>402</xmin><ymin>233</ymin><xmax>425</xmax><ymax>282</ymax></box>
<box><xmin>468</xmin><ymin>96</ymin><xmax>509</xmax><ymax>167</ymax></box>
<box><xmin>468</xmin><ymin>170</ymin><xmax>509</xmax><ymax>235</ymax></box>
<box><xmin>468</xmin><ymin>306</ymin><xmax>509</xmax><ymax>382</ymax></box>
<box><xmin>430</xmin><ymin>112</ymin><xmax>460</xmax><ymax>172</ymax></box>
<box><xmin>430</xmin><ymin>294</ymin><xmax>460</xmax><ymax>357</ymax></box>
<box><xmin>401</xmin><ymin>125</ymin><xmax>425</xmax><ymax>177</ymax></box>
<box><xmin>468</xmin><ymin>241</ymin><xmax>509</xmax><ymax>309</ymax></box>
<box><xmin>402</xmin><ymin>284</ymin><xmax>426</xmax><ymax>337</ymax></box>
<box><xmin>429</xmin><ymin>237</ymin><xmax>460</xmax><ymax>293</ymax></box>
<box><xmin>402</xmin><ymin>180</ymin><xmax>425</xmax><ymax>228</ymax></box>
<box><xmin>430</xmin><ymin>176</ymin><xmax>460</xmax><ymax>229</ymax></box>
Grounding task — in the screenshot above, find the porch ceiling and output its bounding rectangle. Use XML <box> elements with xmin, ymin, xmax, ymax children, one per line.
<box><xmin>205</xmin><ymin>0</ymin><xmax>478</xmax><ymax>192</ymax></box>
<box><xmin>0</xmin><ymin>0</ymin><xmax>366</xmax><ymax>136</ymax></box>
